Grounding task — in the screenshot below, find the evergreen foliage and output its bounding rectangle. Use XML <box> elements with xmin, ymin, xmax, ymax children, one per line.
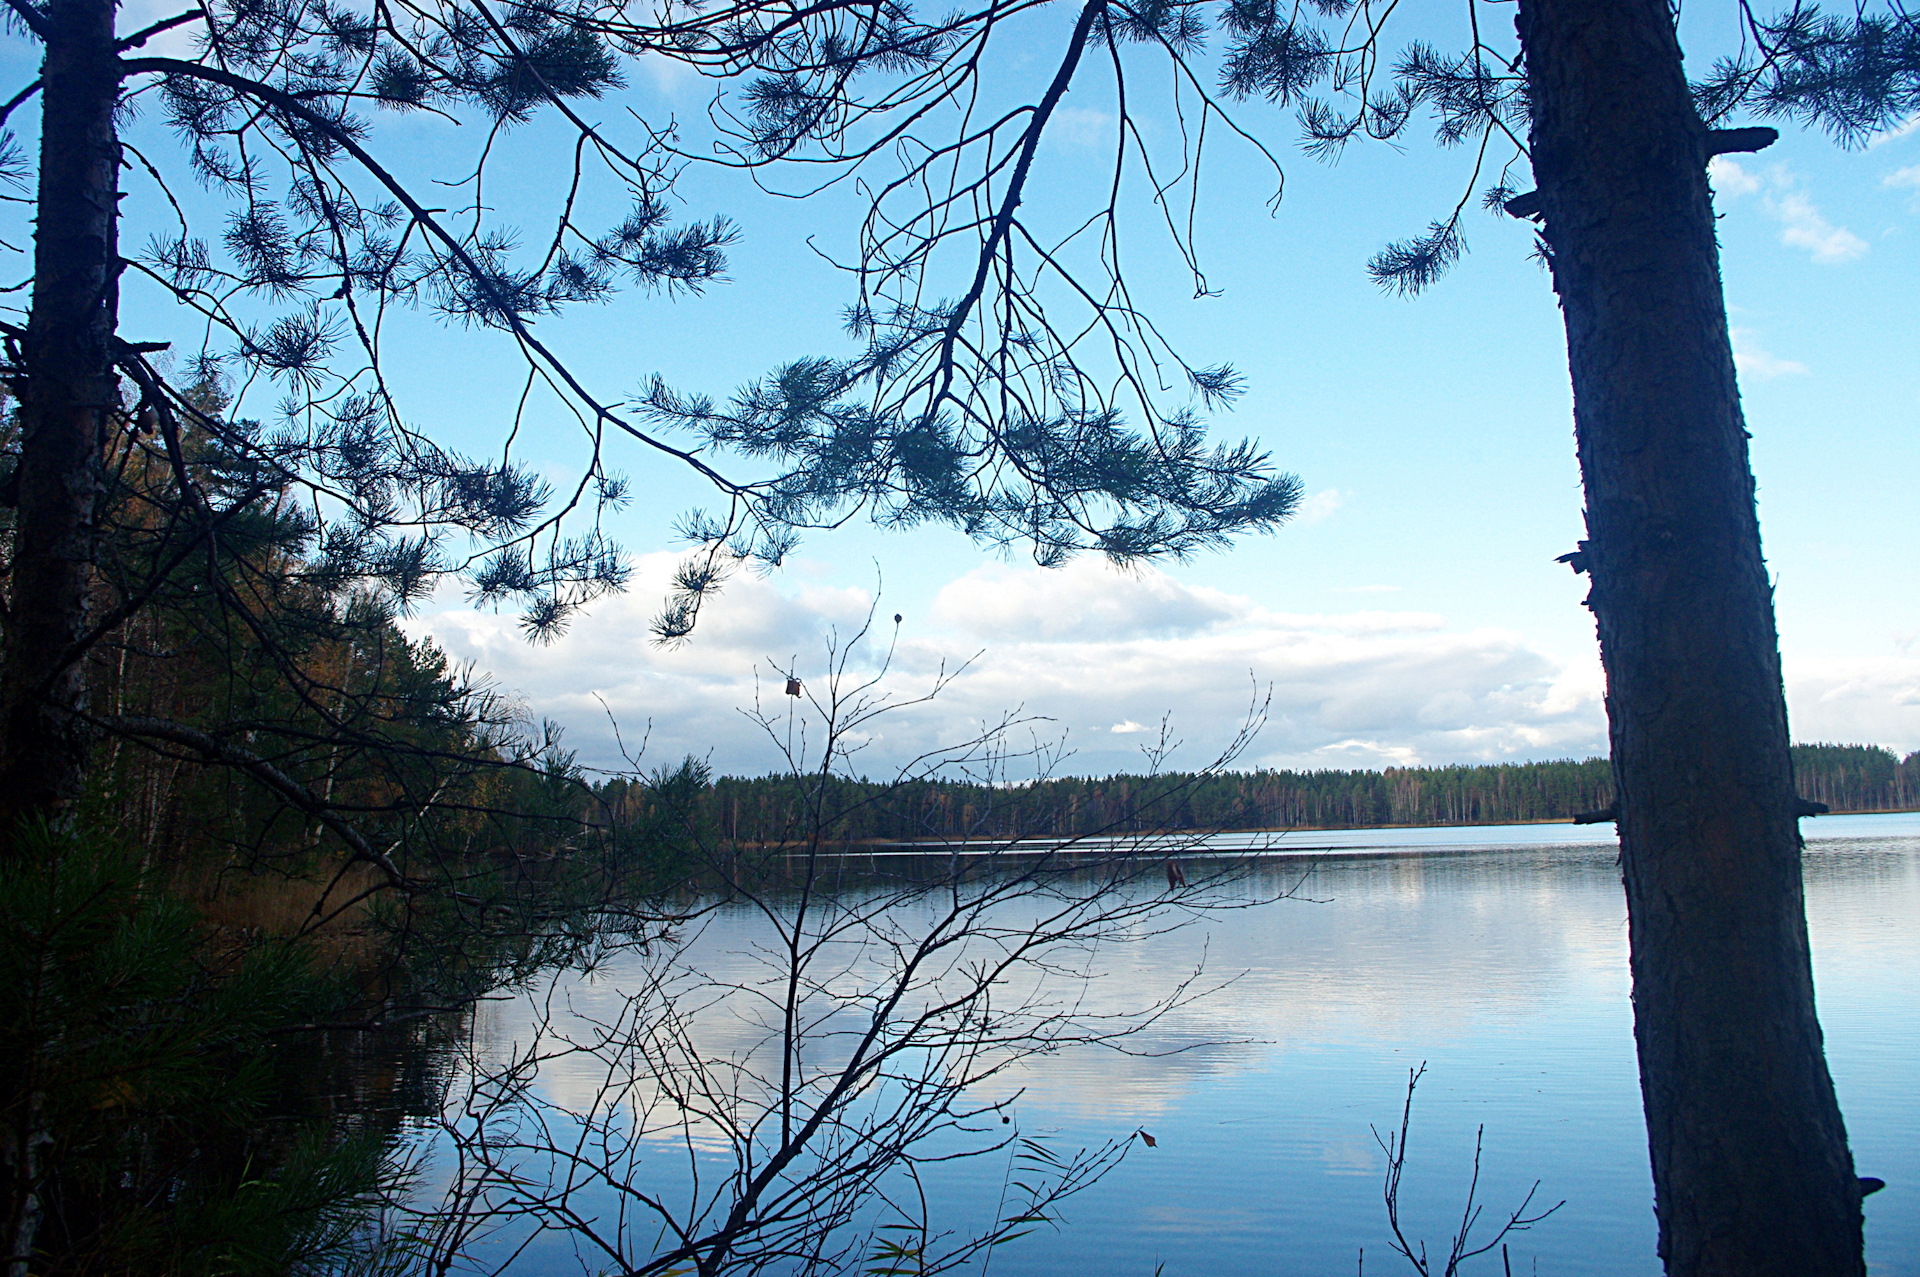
<box><xmin>0</xmin><ymin>386</ymin><xmax>723</xmax><ymax>1263</ymax></box>
<box><xmin>1789</xmin><ymin>742</ymin><xmax>1920</xmax><ymax>814</ymax></box>
<box><xmin>0</xmin><ymin>822</ymin><xmax>394</xmax><ymax>1275</ymax></box>
<box><xmin>0</xmin><ymin>0</ymin><xmax>1314</xmax><ymax>650</ymax></box>
<box><xmin>0</xmin><ymin>306</ymin><xmax>706</xmax><ymax>1276</ymax></box>
<box><xmin>10</xmin><ymin>380</ymin><xmax>579</xmax><ymax>888</ymax></box>
<box><xmin>636</xmin><ymin>744</ymin><xmax>1920</xmax><ymax>846</ymax></box>
<box><xmin>1207</xmin><ymin>0</ymin><xmax>1918</xmax><ymax>292</ymax></box>
<box><xmin>1</xmin><ymin>0</ymin><xmax>1914</xmax><ymax>1271</ymax></box>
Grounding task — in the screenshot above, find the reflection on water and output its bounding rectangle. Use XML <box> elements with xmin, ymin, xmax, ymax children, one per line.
<box><xmin>467</xmin><ymin>815</ymin><xmax>1920</xmax><ymax>1277</ymax></box>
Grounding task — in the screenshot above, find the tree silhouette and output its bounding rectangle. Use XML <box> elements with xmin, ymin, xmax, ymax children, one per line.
<box><xmin>1058</xmin><ymin>1</ymin><xmax>1909</xmax><ymax>1269</ymax></box>
<box><xmin>0</xmin><ymin>0</ymin><xmax>1305</xmax><ymax>831</ymax></box>
<box><xmin>2</xmin><ymin>0</ymin><xmax>1914</xmax><ymax>1272</ymax></box>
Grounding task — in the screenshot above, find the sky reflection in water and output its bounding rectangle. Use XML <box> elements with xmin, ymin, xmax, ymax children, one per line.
<box><xmin>480</xmin><ymin>814</ymin><xmax>1920</xmax><ymax>1277</ymax></box>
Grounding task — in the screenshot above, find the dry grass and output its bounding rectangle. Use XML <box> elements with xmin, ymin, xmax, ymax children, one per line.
<box><xmin>182</xmin><ymin>857</ymin><xmax>392</xmax><ymax>964</ymax></box>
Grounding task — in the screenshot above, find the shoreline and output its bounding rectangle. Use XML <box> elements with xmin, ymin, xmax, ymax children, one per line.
<box><xmin>791</xmin><ymin>808</ymin><xmax>1920</xmax><ymax>859</ymax></box>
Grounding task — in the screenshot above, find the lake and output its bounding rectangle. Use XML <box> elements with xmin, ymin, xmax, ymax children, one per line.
<box><xmin>456</xmin><ymin>813</ymin><xmax>1920</xmax><ymax>1276</ymax></box>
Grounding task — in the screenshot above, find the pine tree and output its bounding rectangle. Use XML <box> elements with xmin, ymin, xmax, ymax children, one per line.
<box><xmin>1211</xmin><ymin>2</ymin><xmax>1913</xmax><ymax>1269</ymax></box>
<box><xmin>0</xmin><ymin>0</ymin><xmax>1304</xmax><ymax>835</ymax></box>
<box><xmin>2</xmin><ymin>0</ymin><xmax>1914</xmax><ymax>1272</ymax></box>
<box><xmin>0</xmin><ymin>11</ymin><xmax>1300</xmax><ymax>1264</ymax></box>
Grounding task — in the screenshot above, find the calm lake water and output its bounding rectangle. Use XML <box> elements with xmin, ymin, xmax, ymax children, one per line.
<box><xmin>466</xmin><ymin>813</ymin><xmax>1920</xmax><ymax>1276</ymax></box>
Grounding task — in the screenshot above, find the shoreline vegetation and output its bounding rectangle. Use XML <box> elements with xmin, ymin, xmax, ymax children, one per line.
<box><xmin>617</xmin><ymin>743</ymin><xmax>1920</xmax><ymax>847</ymax></box>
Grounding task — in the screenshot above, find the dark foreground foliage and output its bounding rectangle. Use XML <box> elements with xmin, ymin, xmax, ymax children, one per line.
<box><xmin>0</xmin><ymin>398</ymin><xmax>707</xmax><ymax>1273</ymax></box>
<box><xmin>0</xmin><ymin>823</ymin><xmax>400</xmax><ymax>1276</ymax></box>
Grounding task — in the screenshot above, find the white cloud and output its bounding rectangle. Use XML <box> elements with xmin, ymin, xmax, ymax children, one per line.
<box><xmin>1887</xmin><ymin>164</ymin><xmax>1920</xmax><ymax>211</ymax></box>
<box><xmin>1048</xmin><ymin>106</ymin><xmax>1117</xmax><ymax>148</ymax></box>
<box><xmin>1709</xmin><ymin>157</ymin><xmax>1764</xmax><ymax>197</ymax></box>
<box><xmin>1731</xmin><ymin>327</ymin><xmax>1809</xmax><ymax>379</ymax></box>
<box><xmin>412</xmin><ymin>564</ymin><xmax>1920</xmax><ymax>780</ymax></box>
<box><xmin>1773</xmin><ymin>190</ymin><xmax>1870</xmax><ymax>262</ymax></box>
<box><xmin>929</xmin><ymin>558</ymin><xmax>1243</xmax><ymax>642</ymax></box>
<box><xmin>1315</xmin><ymin>738</ymin><xmax>1422</xmax><ymax>768</ymax></box>
<box><xmin>408</xmin><ymin>554</ymin><xmax>885</xmax><ymax>777</ymax></box>
<box><xmin>409</xmin><ymin>557</ymin><xmax>1612</xmax><ymax>780</ymax></box>
<box><xmin>1711</xmin><ymin>161</ymin><xmax>1868</xmax><ymax>263</ymax></box>
<box><xmin>1292</xmin><ymin>488</ymin><xmax>1345</xmax><ymax>526</ymax></box>
<box><xmin>1785</xmin><ymin>658</ymin><xmax>1920</xmax><ymax>753</ymax></box>
<box><xmin>634</xmin><ymin>52</ymin><xmax>704</xmax><ymax>100</ymax></box>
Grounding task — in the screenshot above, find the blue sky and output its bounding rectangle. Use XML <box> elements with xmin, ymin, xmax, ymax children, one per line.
<box><xmin>403</xmin><ymin>20</ymin><xmax>1920</xmax><ymax>779</ymax></box>
<box><xmin>18</xmin><ymin>2</ymin><xmax>1920</xmax><ymax>779</ymax></box>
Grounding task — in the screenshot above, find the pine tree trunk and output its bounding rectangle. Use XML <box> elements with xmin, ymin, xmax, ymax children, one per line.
<box><xmin>1515</xmin><ymin>1</ymin><xmax>1866</xmax><ymax>1271</ymax></box>
<box><xmin>0</xmin><ymin>0</ymin><xmax>122</xmax><ymax>840</ymax></box>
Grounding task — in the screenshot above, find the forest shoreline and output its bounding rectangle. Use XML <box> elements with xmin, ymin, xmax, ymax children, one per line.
<box><xmin>636</xmin><ymin>744</ymin><xmax>1920</xmax><ymax>847</ymax></box>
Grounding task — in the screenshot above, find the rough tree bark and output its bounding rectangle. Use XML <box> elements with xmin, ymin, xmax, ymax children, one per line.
<box><xmin>0</xmin><ymin>0</ymin><xmax>121</xmax><ymax>841</ymax></box>
<box><xmin>1516</xmin><ymin>0</ymin><xmax>1866</xmax><ymax>1272</ymax></box>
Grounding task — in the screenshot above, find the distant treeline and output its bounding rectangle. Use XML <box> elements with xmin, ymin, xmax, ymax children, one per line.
<box><xmin>651</xmin><ymin>743</ymin><xmax>1920</xmax><ymax>845</ymax></box>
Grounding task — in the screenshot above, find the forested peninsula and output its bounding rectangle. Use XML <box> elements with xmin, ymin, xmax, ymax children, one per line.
<box><xmin>636</xmin><ymin>744</ymin><xmax>1920</xmax><ymax>845</ymax></box>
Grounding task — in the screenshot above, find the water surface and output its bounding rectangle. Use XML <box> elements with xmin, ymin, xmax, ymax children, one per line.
<box><xmin>473</xmin><ymin>813</ymin><xmax>1920</xmax><ymax>1275</ymax></box>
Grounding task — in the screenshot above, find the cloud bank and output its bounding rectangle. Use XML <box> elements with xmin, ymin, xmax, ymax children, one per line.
<box><xmin>1785</xmin><ymin>657</ymin><xmax>1920</xmax><ymax>749</ymax></box>
<box><xmin>411</xmin><ymin>557</ymin><xmax>1920</xmax><ymax>779</ymax></box>
<box><xmin>410</xmin><ymin>557</ymin><xmax>1612</xmax><ymax>778</ymax></box>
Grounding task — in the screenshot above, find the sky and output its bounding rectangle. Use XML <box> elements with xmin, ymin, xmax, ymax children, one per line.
<box><xmin>406</xmin><ymin>18</ymin><xmax>1920</xmax><ymax>780</ymax></box>
<box><xmin>29</xmin><ymin>2</ymin><xmax>1920</xmax><ymax>782</ymax></box>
